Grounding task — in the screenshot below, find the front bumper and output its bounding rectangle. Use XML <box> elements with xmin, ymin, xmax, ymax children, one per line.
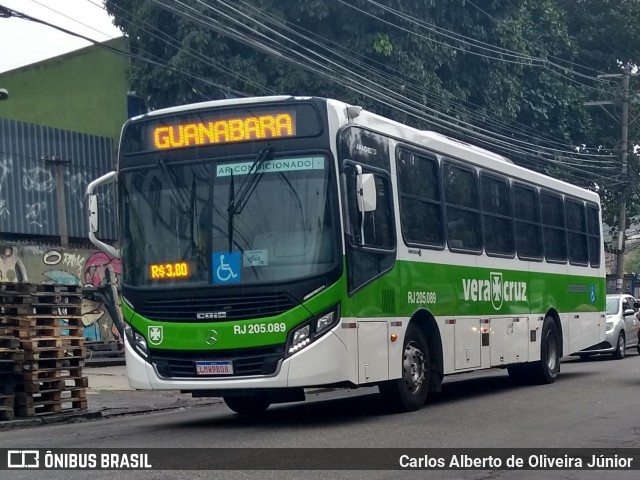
<box><xmin>124</xmin><ymin>327</ymin><xmax>351</xmax><ymax>391</ymax></box>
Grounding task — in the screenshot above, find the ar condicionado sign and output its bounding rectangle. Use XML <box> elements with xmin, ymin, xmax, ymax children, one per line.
<box><xmin>152</xmin><ymin>113</ymin><xmax>296</xmax><ymax>150</ymax></box>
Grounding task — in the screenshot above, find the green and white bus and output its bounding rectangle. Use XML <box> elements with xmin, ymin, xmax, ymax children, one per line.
<box><xmin>87</xmin><ymin>96</ymin><xmax>605</xmax><ymax>414</ymax></box>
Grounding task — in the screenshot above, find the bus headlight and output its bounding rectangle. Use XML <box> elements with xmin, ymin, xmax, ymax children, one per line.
<box><xmin>286</xmin><ymin>305</ymin><xmax>340</xmax><ymax>357</ymax></box>
<box><xmin>124</xmin><ymin>322</ymin><xmax>149</xmax><ymax>359</ymax></box>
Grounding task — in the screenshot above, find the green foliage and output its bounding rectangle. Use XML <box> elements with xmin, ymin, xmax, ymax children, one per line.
<box><xmin>105</xmin><ymin>0</ymin><xmax>640</xmax><ymax>224</ymax></box>
<box><xmin>625</xmin><ymin>244</ymin><xmax>640</xmax><ymax>274</ymax></box>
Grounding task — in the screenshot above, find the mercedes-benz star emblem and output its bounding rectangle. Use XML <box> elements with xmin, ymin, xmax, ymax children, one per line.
<box><xmin>205</xmin><ymin>329</ymin><xmax>219</xmax><ymax>346</ymax></box>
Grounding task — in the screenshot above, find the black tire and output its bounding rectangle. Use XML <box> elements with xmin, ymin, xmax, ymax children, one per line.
<box><xmin>637</xmin><ymin>345</ymin><xmax>640</xmax><ymax>355</ymax></box>
<box><xmin>530</xmin><ymin>316</ymin><xmax>560</xmax><ymax>384</ymax></box>
<box><xmin>223</xmin><ymin>393</ymin><xmax>271</xmax><ymax>415</ymax></box>
<box><xmin>612</xmin><ymin>332</ymin><xmax>626</xmax><ymax>360</ymax></box>
<box><xmin>379</xmin><ymin>323</ymin><xmax>430</xmax><ymax>412</ymax></box>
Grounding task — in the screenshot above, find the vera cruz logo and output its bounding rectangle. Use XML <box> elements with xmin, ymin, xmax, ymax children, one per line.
<box><xmin>462</xmin><ymin>272</ymin><xmax>527</xmax><ymax>311</ymax></box>
<box><xmin>490</xmin><ymin>272</ymin><xmax>503</xmax><ymax>310</ymax></box>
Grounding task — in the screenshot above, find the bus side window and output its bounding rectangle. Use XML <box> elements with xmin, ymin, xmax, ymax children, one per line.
<box><xmin>541</xmin><ymin>191</ymin><xmax>567</xmax><ymax>263</ymax></box>
<box><xmin>566</xmin><ymin>199</ymin><xmax>588</xmax><ymax>265</ymax></box>
<box><xmin>586</xmin><ymin>204</ymin><xmax>601</xmax><ymax>267</ymax></box>
<box><xmin>397</xmin><ymin>149</ymin><xmax>443</xmax><ymax>247</ymax></box>
<box><xmin>480</xmin><ymin>173</ymin><xmax>514</xmax><ymax>256</ymax></box>
<box><xmin>514</xmin><ymin>184</ymin><xmax>543</xmax><ymax>260</ymax></box>
<box><xmin>443</xmin><ymin>161</ymin><xmax>482</xmax><ymax>252</ymax></box>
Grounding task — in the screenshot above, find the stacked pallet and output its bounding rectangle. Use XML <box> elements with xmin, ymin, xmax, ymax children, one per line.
<box><xmin>0</xmin><ymin>283</ymin><xmax>88</xmax><ymax>418</ymax></box>
<box><xmin>0</xmin><ymin>337</ymin><xmax>22</xmax><ymax>421</ymax></box>
<box><xmin>0</xmin><ymin>283</ymin><xmax>27</xmax><ymax>421</ymax></box>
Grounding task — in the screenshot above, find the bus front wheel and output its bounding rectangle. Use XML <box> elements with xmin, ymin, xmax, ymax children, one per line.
<box><xmin>223</xmin><ymin>392</ymin><xmax>271</xmax><ymax>415</ymax></box>
<box><xmin>379</xmin><ymin>323</ymin><xmax>430</xmax><ymax>412</ymax></box>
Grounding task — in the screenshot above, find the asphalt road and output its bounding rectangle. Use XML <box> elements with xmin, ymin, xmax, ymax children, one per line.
<box><xmin>2</xmin><ymin>351</ymin><xmax>640</xmax><ymax>480</ymax></box>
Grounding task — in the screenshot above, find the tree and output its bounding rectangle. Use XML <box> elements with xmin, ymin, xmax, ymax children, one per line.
<box><xmin>556</xmin><ymin>0</ymin><xmax>640</xmax><ymax>228</ymax></box>
<box><xmin>105</xmin><ymin>0</ymin><xmax>620</xmax><ymax>190</ymax></box>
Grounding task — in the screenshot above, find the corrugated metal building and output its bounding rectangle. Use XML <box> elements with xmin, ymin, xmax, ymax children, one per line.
<box><xmin>0</xmin><ymin>118</ymin><xmax>117</xmax><ymax>241</ymax></box>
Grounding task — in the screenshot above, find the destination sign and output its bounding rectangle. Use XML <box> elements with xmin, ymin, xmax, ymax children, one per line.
<box><xmin>152</xmin><ymin>112</ymin><xmax>296</xmax><ymax>150</ymax></box>
<box><xmin>121</xmin><ymin>103</ymin><xmax>323</xmax><ymax>154</ymax></box>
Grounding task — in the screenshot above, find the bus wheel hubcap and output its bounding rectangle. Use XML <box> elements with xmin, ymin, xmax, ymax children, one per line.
<box><xmin>546</xmin><ymin>332</ymin><xmax>558</xmax><ymax>371</ymax></box>
<box><xmin>402</xmin><ymin>342</ymin><xmax>426</xmax><ymax>394</ymax></box>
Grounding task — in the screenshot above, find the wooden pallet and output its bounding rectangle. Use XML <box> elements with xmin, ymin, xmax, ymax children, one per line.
<box><xmin>0</xmin><ymin>382</ymin><xmax>16</xmax><ymax>394</ymax></box>
<box><xmin>0</xmin><ymin>407</ymin><xmax>14</xmax><ymax>421</ymax></box>
<box><xmin>0</xmin><ymin>283</ymin><xmax>34</xmax><ymax>295</ymax></box>
<box><xmin>15</xmin><ymin>376</ymin><xmax>88</xmax><ymax>394</ymax></box>
<box><xmin>21</xmin><ymin>336</ymin><xmax>84</xmax><ymax>350</ymax></box>
<box><xmin>0</xmin><ymin>362</ymin><xmax>21</xmax><ymax>375</ymax></box>
<box><xmin>22</xmin><ymin>356</ymin><xmax>85</xmax><ymax>371</ymax></box>
<box><xmin>23</xmin><ymin>346</ymin><xmax>85</xmax><ymax>361</ymax></box>
<box><xmin>0</xmin><ymin>283</ymin><xmax>88</xmax><ymax>420</ymax></box>
<box><xmin>15</xmin><ymin>398</ymin><xmax>87</xmax><ymax>417</ymax></box>
<box><xmin>0</xmin><ymin>349</ymin><xmax>24</xmax><ymax>361</ymax></box>
<box><xmin>2</xmin><ymin>315</ymin><xmax>83</xmax><ymax>326</ymax></box>
<box><xmin>34</xmin><ymin>284</ymin><xmax>82</xmax><ymax>295</ymax></box>
<box><xmin>0</xmin><ymin>304</ymin><xmax>82</xmax><ymax>316</ymax></box>
<box><xmin>20</xmin><ymin>366</ymin><xmax>84</xmax><ymax>383</ymax></box>
<box><xmin>31</xmin><ymin>292</ymin><xmax>83</xmax><ymax>305</ymax></box>
<box><xmin>0</xmin><ymin>336</ymin><xmax>21</xmax><ymax>349</ymax></box>
<box><xmin>0</xmin><ymin>295</ymin><xmax>30</xmax><ymax>305</ymax></box>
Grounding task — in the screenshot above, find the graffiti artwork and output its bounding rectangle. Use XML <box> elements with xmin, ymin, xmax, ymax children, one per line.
<box><xmin>2</xmin><ymin>243</ymin><xmax>122</xmax><ymax>343</ymax></box>
<box><xmin>0</xmin><ymin>246</ymin><xmax>28</xmax><ymax>282</ymax></box>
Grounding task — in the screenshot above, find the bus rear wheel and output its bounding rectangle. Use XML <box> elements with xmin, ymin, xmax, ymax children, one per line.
<box><xmin>508</xmin><ymin>317</ymin><xmax>560</xmax><ymax>385</ymax></box>
<box><xmin>379</xmin><ymin>324</ymin><xmax>430</xmax><ymax>412</ymax></box>
<box><xmin>223</xmin><ymin>392</ymin><xmax>271</xmax><ymax>415</ymax></box>
<box><xmin>531</xmin><ymin>316</ymin><xmax>560</xmax><ymax>384</ymax></box>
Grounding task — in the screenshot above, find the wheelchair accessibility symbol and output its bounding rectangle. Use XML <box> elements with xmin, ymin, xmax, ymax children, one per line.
<box><xmin>213</xmin><ymin>252</ymin><xmax>241</xmax><ymax>284</ymax></box>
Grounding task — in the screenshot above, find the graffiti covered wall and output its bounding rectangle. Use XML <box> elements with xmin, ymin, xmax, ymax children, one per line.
<box><xmin>0</xmin><ymin>243</ymin><xmax>122</xmax><ymax>343</ymax></box>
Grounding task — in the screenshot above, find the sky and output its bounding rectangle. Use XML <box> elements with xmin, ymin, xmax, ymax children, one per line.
<box><xmin>0</xmin><ymin>0</ymin><xmax>123</xmax><ymax>73</ymax></box>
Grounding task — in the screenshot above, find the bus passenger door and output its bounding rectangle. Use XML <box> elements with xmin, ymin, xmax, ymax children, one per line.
<box><xmin>454</xmin><ymin>318</ymin><xmax>481</xmax><ymax>369</ymax></box>
<box><xmin>489</xmin><ymin>317</ymin><xmax>529</xmax><ymax>366</ymax></box>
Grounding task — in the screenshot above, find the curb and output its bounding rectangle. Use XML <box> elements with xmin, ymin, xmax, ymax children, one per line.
<box><xmin>0</xmin><ymin>411</ymin><xmax>103</xmax><ymax>431</ymax></box>
<box><xmin>0</xmin><ymin>400</ymin><xmax>221</xmax><ymax>431</ymax></box>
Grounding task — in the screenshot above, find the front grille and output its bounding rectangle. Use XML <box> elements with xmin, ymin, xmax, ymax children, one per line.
<box><xmin>150</xmin><ymin>346</ymin><xmax>285</xmax><ymax>378</ymax></box>
<box><xmin>138</xmin><ymin>293</ymin><xmax>297</xmax><ymax>321</ymax></box>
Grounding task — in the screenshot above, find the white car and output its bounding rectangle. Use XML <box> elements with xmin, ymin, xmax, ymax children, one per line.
<box><xmin>578</xmin><ymin>294</ymin><xmax>640</xmax><ymax>360</ymax></box>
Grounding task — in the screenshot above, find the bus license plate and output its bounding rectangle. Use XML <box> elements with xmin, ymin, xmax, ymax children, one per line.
<box><xmin>195</xmin><ymin>361</ymin><xmax>233</xmax><ymax>375</ymax></box>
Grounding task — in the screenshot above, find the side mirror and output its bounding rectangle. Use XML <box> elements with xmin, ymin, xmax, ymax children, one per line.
<box><xmin>623</xmin><ymin>308</ymin><xmax>635</xmax><ymax>317</ymax></box>
<box><xmin>358</xmin><ymin>173</ymin><xmax>377</xmax><ymax>212</ymax></box>
<box><xmin>633</xmin><ymin>301</ymin><xmax>640</xmax><ymax>309</ymax></box>
<box><xmin>355</xmin><ymin>165</ymin><xmax>377</xmax><ymax>246</ymax></box>
<box><xmin>86</xmin><ymin>171</ymin><xmax>119</xmax><ymax>258</ymax></box>
<box><xmin>89</xmin><ymin>194</ymin><xmax>99</xmax><ymax>234</ymax></box>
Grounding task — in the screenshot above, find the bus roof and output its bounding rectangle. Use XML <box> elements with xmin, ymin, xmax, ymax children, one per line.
<box><xmin>325</xmin><ymin>98</ymin><xmax>600</xmax><ymax>204</ymax></box>
<box><xmin>131</xmin><ymin>95</ymin><xmax>600</xmax><ymax>204</ymax></box>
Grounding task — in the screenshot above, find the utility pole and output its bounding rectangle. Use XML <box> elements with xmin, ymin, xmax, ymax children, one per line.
<box><xmin>585</xmin><ymin>65</ymin><xmax>635</xmax><ymax>293</ymax></box>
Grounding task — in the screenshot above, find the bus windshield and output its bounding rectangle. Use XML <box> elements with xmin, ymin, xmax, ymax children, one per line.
<box><xmin>120</xmin><ymin>154</ymin><xmax>339</xmax><ymax>287</ymax></box>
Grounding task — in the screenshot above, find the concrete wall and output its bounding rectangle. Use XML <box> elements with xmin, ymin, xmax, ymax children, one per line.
<box><xmin>0</xmin><ymin>37</ymin><xmax>130</xmax><ymax>142</ymax></box>
<box><xmin>1</xmin><ymin>243</ymin><xmax>122</xmax><ymax>343</ymax></box>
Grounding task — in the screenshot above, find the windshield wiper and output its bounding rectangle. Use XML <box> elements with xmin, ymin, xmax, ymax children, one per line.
<box><xmin>226</xmin><ymin>148</ymin><xmax>273</xmax><ymax>252</ymax></box>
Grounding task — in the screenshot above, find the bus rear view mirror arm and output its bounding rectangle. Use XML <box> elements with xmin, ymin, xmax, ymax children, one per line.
<box><xmin>87</xmin><ymin>171</ymin><xmax>120</xmax><ymax>258</ymax></box>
